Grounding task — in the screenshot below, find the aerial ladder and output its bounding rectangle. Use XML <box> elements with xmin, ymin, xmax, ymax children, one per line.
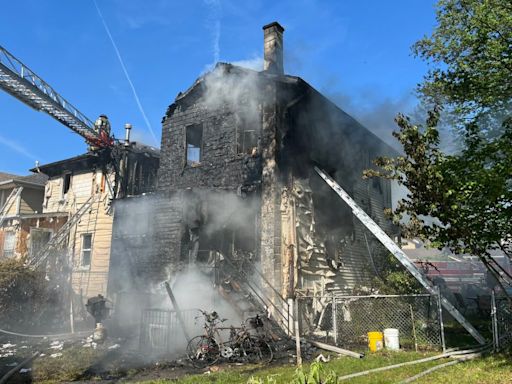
<box><xmin>0</xmin><ymin>45</ymin><xmax>114</xmax><ymax>149</ymax></box>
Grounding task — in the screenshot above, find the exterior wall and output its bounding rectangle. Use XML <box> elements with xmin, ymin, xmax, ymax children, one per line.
<box><xmin>19</xmin><ymin>188</ymin><xmax>44</xmax><ymax>215</ymax></box>
<box><xmin>69</xmin><ymin>172</ymin><xmax>113</xmax><ymax>298</ymax></box>
<box><xmin>0</xmin><ymin>215</ymin><xmax>67</xmax><ymax>260</ymax></box>
<box><xmin>159</xmin><ymin>99</ymin><xmax>260</xmax><ymax>192</ymax></box>
<box><xmin>42</xmin><ymin>170</ymin><xmax>114</xmax><ymax>298</ymax></box>
<box><xmin>0</xmin><ymin>187</ymin><xmax>19</xmax><ymax>217</ymax></box>
<box><xmin>280</xmin><ymin>83</ymin><xmax>397</xmax><ymax>295</ymax></box>
<box><xmin>154</xmin><ymin>68</ymin><xmax>263</xmax><ymax>278</ymax></box>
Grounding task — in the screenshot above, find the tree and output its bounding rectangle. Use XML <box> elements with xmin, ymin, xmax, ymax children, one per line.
<box><xmin>365</xmin><ymin>0</ymin><xmax>512</xmax><ymax>291</ymax></box>
<box><xmin>365</xmin><ymin>111</ymin><xmax>512</xmax><ymax>290</ymax></box>
<box><xmin>414</xmin><ymin>0</ymin><xmax>512</xmax><ymax>135</ymax></box>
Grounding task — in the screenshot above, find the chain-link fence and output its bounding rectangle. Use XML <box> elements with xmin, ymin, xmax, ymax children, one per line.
<box><xmin>139</xmin><ymin>308</ymin><xmax>197</xmax><ymax>355</ymax></box>
<box><xmin>297</xmin><ymin>294</ymin><xmax>444</xmax><ymax>351</ymax></box>
<box><xmin>492</xmin><ymin>292</ymin><xmax>512</xmax><ymax>351</ymax></box>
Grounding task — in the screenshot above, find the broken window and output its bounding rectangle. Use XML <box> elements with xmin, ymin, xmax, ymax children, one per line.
<box><xmin>2</xmin><ymin>231</ymin><xmax>15</xmax><ymax>258</ymax></box>
<box><xmin>62</xmin><ymin>173</ymin><xmax>72</xmax><ymax>197</ymax></box>
<box><xmin>186</xmin><ymin>124</ymin><xmax>203</xmax><ymax>165</ymax></box>
<box><xmin>81</xmin><ymin>233</ymin><xmax>92</xmax><ymax>267</ymax></box>
<box><xmin>30</xmin><ymin>228</ymin><xmax>52</xmax><ymax>260</ymax></box>
<box><xmin>236</xmin><ymin>115</ymin><xmax>258</xmax><ymax>154</ymax></box>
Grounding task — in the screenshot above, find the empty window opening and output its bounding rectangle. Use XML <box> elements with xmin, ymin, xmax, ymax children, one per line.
<box><xmin>62</xmin><ymin>173</ymin><xmax>72</xmax><ymax>196</ymax></box>
<box><xmin>236</xmin><ymin>114</ymin><xmax>259</xmax><ymax>154</ymax></box>
<box><xmin>30</xmin><ymin>228</ymin><xmax>52</xmax><ymax>260</ymax></box>
<box><xmin>186</xmin><ymin>124</ymin><xmax>203</xmax><ymax>165</ymax></box>
<box><xmin>2</xmin><ymin>231</ymin><xmax>15</xmax><ymax>258</ymax></box>
<box><xmin>81</xmin><ymin>233</ymin><xmax>92</xmax><ymax>267</ymax></box>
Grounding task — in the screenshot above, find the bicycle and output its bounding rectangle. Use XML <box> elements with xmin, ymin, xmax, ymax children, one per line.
<box><xmin>186</xmin><ymin>310</ymin><xmax>273</xmax><ymax>368</ymax></box>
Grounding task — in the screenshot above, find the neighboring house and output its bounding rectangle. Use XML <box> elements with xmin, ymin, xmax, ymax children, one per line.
<box><xmin>34</xmin><ymin>143</ymin><xmax>159</xmax><ymax>302</ymax></box>
<box><xmin>108</xmin><ymin>22</ymin><xmax>398</xmax><ymax>330</ymax></box>
<box><xmin>0</xmin><ymin>171</ymin><xmax>68</xmax><ymax>261</ymax></box>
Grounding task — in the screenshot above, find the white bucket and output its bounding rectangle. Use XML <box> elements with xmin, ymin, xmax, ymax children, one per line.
<box><xmin>383</xmin><ymin>328</ymin><xmax>399</xmax><ymax>350</ymax></box>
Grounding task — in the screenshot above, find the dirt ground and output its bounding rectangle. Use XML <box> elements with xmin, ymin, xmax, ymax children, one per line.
<box><xmin>0</xmin><ymin>333</ymin><xmax>297</xmax><ymax>383</ymax></box>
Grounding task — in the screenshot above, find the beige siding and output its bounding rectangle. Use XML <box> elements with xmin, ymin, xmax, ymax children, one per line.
<box><xmin>42</xmin><ymin>169</ymin><xmax>114</xmax><ymax>299</ymax></box>
<box><xmin>67</xmin><ymin>170</ymin><xmax>114</xmax><ymax>298</ymax></box>
<box><xmin>0</xmin><ymin>187</ymin><xmax>18</xmax><ymax>217</ymax></box>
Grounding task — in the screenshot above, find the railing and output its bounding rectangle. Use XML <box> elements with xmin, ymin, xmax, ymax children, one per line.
<box><xmin>221</xmin><ymin>253</ymin><xmax>292</xmax><ymax>336</ymax></box>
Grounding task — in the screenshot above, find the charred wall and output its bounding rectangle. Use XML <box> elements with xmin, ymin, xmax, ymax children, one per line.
<box><xmin>280</xmin><ymin>81</ymin><xmax>396</xmax><ymax>293</ymax></box>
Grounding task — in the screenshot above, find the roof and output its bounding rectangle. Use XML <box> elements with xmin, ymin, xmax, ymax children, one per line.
<box><xmin>0</xmin><ymin>172</ymin><xmax>18</xmax><ymax>183</ymax></box>
<box><xmin>0</xmin><ymin>171</ymin><xmax>48</xmax><ymax>188</ymax></box>
<box><xmin>167</xmin><ymin>62</ymin><xmax>399</xmax><ymax>158</ymax></box>
<box><xmin>33</xmin><ymin>143</ymin><xmax>160</xmax><ymax>177</ymax></box>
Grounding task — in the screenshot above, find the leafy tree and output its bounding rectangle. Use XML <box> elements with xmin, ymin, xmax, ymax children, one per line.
<box><xmin>414</xmin><ymin>0</ymin><xmax>512</xmax><ymax>134</ymax></box>
<box><xmin>365</xmin><ymin>111</ymin><xmax>512</xmax><ymax>290</ymax></box>
<box><xmin>364</xmin><ymin>0</ymin><xmax>512</xmax><ymax>292</ymax></box>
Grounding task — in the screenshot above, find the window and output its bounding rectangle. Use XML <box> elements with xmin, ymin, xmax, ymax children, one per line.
<box><xmin>81</xmin><ymin>234</ymin><xmax>92</xmax><ymax>267</ymax></box>
<box><xmin>62</xmin><ymin>173</ymin><xmax>72</xmax><ymax>197</ymax></box>
<box><xmin>236</xmin><ymin>114</ymin><xmax>259</xmax><ymax>154</ymax></box>
<box><xmin>3</xmin><ymin>231</ymin><xmax>15</xmax><ymax>258</ymax></box>
<box><xmin>30</xmin><ymin>229</ymin><xmax>52</xmax><ymax>260</ymax></box>
<box><xmin>186</xmin><ymin>124</ymin><xmax>203</xmax><ymax>165</ymax></box>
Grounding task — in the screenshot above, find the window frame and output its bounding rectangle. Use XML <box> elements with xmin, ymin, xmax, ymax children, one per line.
<box><xmin>61</xmin><ymin>172</ymin><xmax>72</xmax><ymax>198</ymax></box>
<box><xmin>29</xmin><ymin>227</ymin><xmax>53</xmax><ymax>259</ymax></box>
<box><xmin>185</xmin><ymin>123</ymin><xmax>203</xmax><ymax>166</ymax></box>
<box><xmin>80</xmin><ymin>233</ymin><xmax>93</xmax><ymax>268</ymax></box>
<box><xmin>2</xmin><ymin>230</ymin><xmax>15</xmax><ymax>258</ymax></box>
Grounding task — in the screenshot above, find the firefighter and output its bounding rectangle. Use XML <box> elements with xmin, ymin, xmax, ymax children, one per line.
<box><xmin>89</xmin><ymin>115</ymin><xmax>112</xmax><ymax>151</ymax></box>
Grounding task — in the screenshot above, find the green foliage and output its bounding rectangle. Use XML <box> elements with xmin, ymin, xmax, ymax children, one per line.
<box><xmin>0</xmin><ymin>258</ymin><xmax>62</xmax><ymax>330</ymax></box>
<box><xmin>373</xmin><ymin>253</ymin><xmax>423</xmax><ymax>295</ymax></box>
<box><xmin>363</xmin><ymin>0</ymin><xmax>512</xmax><ymax>290</ymax></box>
<box><xmin>365</xmin><ymin>110</ymin><xmax>512</xmax><ymax>288</ymax></box>
<box><xmin>292</xmin><ymin>361</ymin><xmax>337</xmax><ymax>384</ymax></box>
<box><xmin>414</xmin><ymin>0</ymin><xmax>512</xmax><ymax>131</ymax></box>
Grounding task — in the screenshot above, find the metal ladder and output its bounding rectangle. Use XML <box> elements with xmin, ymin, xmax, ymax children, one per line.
<box><xmin>29</xmin><ymin>195</ymin><xmax>97</xmax><ymax>268</ymax></box>
<box><xmin>314</xmin><ymin>166</ymin><xmax>486</xmax><ymax>344</ymax></box>
<box><xmin>0</xmin><ymin>45</ymin><xmax>98</xmax><ymax>143</ymax></box>
<box><xmin>0</xmin><ymin>186</ymin><xmax>23</xmax><ymax>226</ymax></box>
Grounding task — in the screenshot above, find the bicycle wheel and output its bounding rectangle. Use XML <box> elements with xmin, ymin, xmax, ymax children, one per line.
<box><xmin>186</xmin><ymin>335</ymin><xmax>220</xmax><ymax>368</ymax></box>
<box><xmin>242</xmin><ymin>336</ymin><xmax>273</xmax><ymax>364</ymax></box>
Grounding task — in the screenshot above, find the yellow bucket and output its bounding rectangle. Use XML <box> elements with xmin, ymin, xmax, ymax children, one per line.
<box><xmin>368</xmin><ymin>331</ymin><xmax>384</xmax><ymax>352</ymax></box>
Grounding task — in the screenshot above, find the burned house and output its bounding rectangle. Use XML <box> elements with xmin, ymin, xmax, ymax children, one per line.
<box><xmin>108</xmin><ymin>22</ymin><xmax>396</xmax><ymax>329</ymax></box>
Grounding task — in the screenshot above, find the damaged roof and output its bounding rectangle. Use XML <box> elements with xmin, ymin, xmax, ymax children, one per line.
<box><xmin>165</xmin><ymin>62</ymin><xmax>398</xmax><ymax>158</ymax></box>
<box><xmin>32</xmin><ymin>143</ymin><xmax>160</xmax><ymax>177</ymax></box>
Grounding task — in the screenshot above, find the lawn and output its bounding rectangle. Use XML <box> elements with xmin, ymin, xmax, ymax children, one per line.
<box><xmin>137</xmin><ymin>352</ymin><xmax>512</xmax><ymax>384</ymax></box>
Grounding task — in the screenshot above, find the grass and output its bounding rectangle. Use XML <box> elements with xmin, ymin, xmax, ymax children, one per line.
<box><xmin>136</xmin><ymin>352</ymin><xmax>512</xmax><ymax>384</ymax></box>
<box><xmin>32</xmin><ymin>345</ymin><xmax>103</xmax><ymax>383</ymax></box>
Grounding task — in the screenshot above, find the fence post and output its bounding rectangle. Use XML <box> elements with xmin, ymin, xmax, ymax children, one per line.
<box><xmin>491</xmin><ymin>289</ymin><xmax>499</xmax><ymax>351</ymax></box>
<box><xmin>332</xmin><ymin>295</ymin><xmax>338</xmax><ymax>346</ymax></box>
<box><xmin>294</xmin><ymin>298</ymin><xmax>303</xmax><ymax>367</ymax></box>
<box><xmin>435</xmin><ymin>287</ymin><xmax>446</xmax><ymax>352</ymax></box>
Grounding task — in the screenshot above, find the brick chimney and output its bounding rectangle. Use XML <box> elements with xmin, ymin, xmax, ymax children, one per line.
<box><xmin>263</xmin><ymin>22</ymin><xmax>284</xmax><ymax>75</ymax></box>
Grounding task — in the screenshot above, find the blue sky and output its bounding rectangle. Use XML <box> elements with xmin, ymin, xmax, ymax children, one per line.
<box><xmin>0</xmin><ymin>0</ymin><xmax>436</xmax><ymax>175</ymax></box>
